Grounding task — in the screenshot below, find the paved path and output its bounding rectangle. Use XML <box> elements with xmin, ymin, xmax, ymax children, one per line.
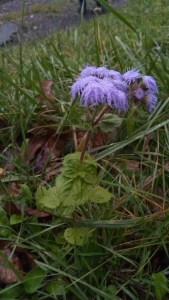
<box><xmin>0</xmin><ymin>0</ymin><xmax>132</xmax><ymax>45</ymax></box>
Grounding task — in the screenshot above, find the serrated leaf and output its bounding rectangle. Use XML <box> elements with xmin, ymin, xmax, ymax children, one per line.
<box><xmin>62</xmin><ymin>152</ymin><xmax>97</xmax><ymax>184</ymax></box>
<box><xmin>152</xmin><ymin>272</ymin><xmax>168</xmax><ymax>300</ymax></box>
<box><xmin>56</xmin><ymin>175</ymin><xmax>93</xmax><ymax>206</ymax></box>
<box><xmin>64</xmin><ymin>227</ymin><xmax>92</xmax><ymax>246</ymax></box>
<box><xmin>36</xmin><ymin>186</ymin><xmax>48</xmax><ymax>202</ymax></box>
<box><xmin>0</xmin><ymin>207</ymin><xmax>12</xmax><ymax>237</ymax></box>
<box><xmin>36</xmin><ymin>186</ymin><xmax>60</xmax><ymax>211</ymax></box>
<box><xmin>55</xmin><ymin>205</ymin><xmax>75</xmax><ymax>216</ymax></box>
<box><xmin>89</xmin><ymin>186</ymin><xmax>111</xmax><ymax>203</ymax></box>
<box><xmin>46</xmin><ymin>280</ymin><xmax>68</xmax><ymax>295</ymax></box>
<box><xmin>24</xmin><ymin>268</ymin><xmax>45</xmax><ymax>294</ymax></box>
<box><xmin>99</xmin><ymin>114</ymin><xmax>123</xmax><ymax>132</ymax></box>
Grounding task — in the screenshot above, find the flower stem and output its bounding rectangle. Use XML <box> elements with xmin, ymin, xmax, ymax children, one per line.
<box><xmin>93</xmin><ymin>105</ymin><xmax>109</xmax><ymax>126</ymax></box>
<box><xmin>80</xmin><ymin>106</ymin><xmax>109</xmax><ymax>162</ymax></box>
<box><xmin>80</xmin><ymin>130</ymin><xmax>92</xmax><ymax>162</ymax></box>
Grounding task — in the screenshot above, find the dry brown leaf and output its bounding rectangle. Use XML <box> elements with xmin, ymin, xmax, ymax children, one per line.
<box><xmin>43</xmin><ymin>161</ymin><xmax>62</xmax><ymax>183</ymax></box>
<box><xmin>36</xmin><ymin>80</ymin><xmax>55</xmax><ymax>109</ymax></box>
<box><xmin>33</xmin><ymin>135</ymin><xmax>65</xmax><ymax>174</ymax></box>
<box><xmin>14</xmin><ymin>247</ymin><xmax>37</xmax><ymax>272</ymax></box>
<box><xmin>3</xmin><ymin>200</ymin><xmax>51</xmax><ymax>218</ymax></box>
<box><xmin>0</xmin><ymin>249</ymin><xmax>23</xmax><ymax>283</ymax></box>
<box><xmin>126</xmin><ymin>161</ymin><xmax>140</xmax><ymax>171</ymax></box>
<box><xmin>3</xmin><ymin>200</ymin><xmax>21</xmax><ymax>216</ymax></box>
<box><xmin>143</xmin><ymin>133</ymin><xmax>153</xmax><ymax>152</ymax></box>
<box><xmin>24</xmin><ymin>135</ymin><xmax>46</xmax><ymax>164</ymax></box>
<box><xmin>24</xmin><ymin>207</ymin><xmax>51</xmax><ymax>218</ymax></box>
<box><xmin>0</xmin><ymin>168</ymin><xmax>4</xmax><ymax>176</ymax></box>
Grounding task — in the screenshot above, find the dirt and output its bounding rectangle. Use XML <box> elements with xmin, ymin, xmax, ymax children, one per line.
<box><xmin>0</xmin><ymin>0</ymin><xmax>132</xmax><ymax>44</ymax></box>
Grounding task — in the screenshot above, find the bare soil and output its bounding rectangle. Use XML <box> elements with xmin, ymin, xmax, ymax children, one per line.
<box><xmin>0</xmin><ymin>0</ymin><xmax>131</xmax><ymax>43</ymax></box>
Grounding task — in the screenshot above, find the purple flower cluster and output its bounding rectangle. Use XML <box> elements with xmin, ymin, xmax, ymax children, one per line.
<box><xmin>123</xmin><ymin>69</ymin><xmax>158</xmax><ymax>112</ymax></box>
<box><xmin>70</xmin><ymin>66</ymin><xmax>158</xmax><ymax>113</ymax></box>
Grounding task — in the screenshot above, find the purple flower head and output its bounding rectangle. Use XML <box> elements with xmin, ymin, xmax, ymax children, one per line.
<box><xmin>70</xmin><ymin>76</ymin><xmax>101</xmax><ymax>99</ymax></box>
<box><xmin>142</xmin><ymin>75</ymin><xmax>158</xmax><ymax>94</ymax></box>
<box><xmin>123</xmin><ymin>68</ymin><xmax>141</xmax><ymax>84</ymax></box>
<box><xmin>146</xmin><ymin>93</ymin><xmax>157</xmax><ymax>113</ymax></box>
<box><xmin>105</xmin><ymin>82</ymin><xmax>128</xmax><ymax>112</ymax></box>
<box><xmin>112</xmin><ymin>79</ymin><xmax>127</xmax><ymax>93</ymax></box>
<box><xmin>79</xmin><ymin>66</ymin><xmax>97</xmax><ymax>78</ymax></box>
<box><xmin>135</xmin><ymin>87</ymin><xmax>144</xmax><ymax>100</ymax></box>
<box><xmin>79</xmin><ymin>78</ymin><xmax>128</xmax><ymax>112</ymax></box>
<box><xmin>80</xmin><ymin>81</ymin><xmax>108</xmax><ymax>106</ymax></box>
<box><xmin>108</xmin><ymin>70</ymin><xmax>123</xmax><ymax>81</ymax></box>
<box><xmin>79</xmin><ymin>66</ymin><xmax>109</xmax><ymax>79</ymax></box>
<box><xmin>94</xmin><ymin>66</ymin><xmax>109</xmax><ymax>78</ymax></box>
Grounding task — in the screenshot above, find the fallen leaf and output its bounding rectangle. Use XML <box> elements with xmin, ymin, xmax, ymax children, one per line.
<box><xmin>33</xmin><ymin>135</ymin><xmax>65</xmax><ymax>174</ymax></box>
<box><xmin>0</xmin><ymin>168</ymin><xmax>4</xmax><ymax>176</ymax></box>
<box><xmin>24</xmin><ymin>135</ymin><xmax>46</xmax><ymax>164</ymax></box>
<box><xmin>3</xmin><ymin>200</ymin><xmax>51</xmax><ymax>218</ymax></box>
<box><xmin>36</xmin><ymin>80</ymin><xmax>55</xmax><ymax>109</ymax></box>
<box><xmin>143</xmin><ymin>133</ymin><xmax>153</xmax><ymax>152</ymax></box>
<box><xmin>126</xmin><ymin>161</ymin><xmax>140</xmax><ymax>171</ymax></box>
<box><xmin>14</xmin><ymin>247</ymin><xmax>37</xmax><ymax>272</ymax></box>
<box><xmin>0</xmin><ymin>249</ymin><xmax>23</xmax><ymax>283</ymax></box>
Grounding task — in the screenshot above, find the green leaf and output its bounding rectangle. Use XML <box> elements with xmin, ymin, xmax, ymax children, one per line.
<box><xmin>62</xmin><ymin>152</ymin><xmax>97</xmax><ymax>184</ymax></box>
<box><xmin>0</xmin><ymin>207</ymin><xmax>12</xmax><ymax>237</ymax></box>
<box><xmin>36</xmin><ymin>186</ymin><xmax>48</xmax><ymax>202</ymax></box>
<box><xmin>152</xmin><ymin>272</ymin><xmax>168</xmax><ymax>300</ymax></box>
<box><xmin>19</xmin><ymin>183</ymin><xmax>32</xmax><ymax>201</ymax></box>
<box><xmin>55</xmin><ymin>205</ymin><xmax>75</xmax><ymax>216</ymax></box>
<box><xmin>63</xmin><ymin>217</ymin><xmax>142</xmax><ymax>228</ymax></box>
<box><xmin>99</xmin><ymin>114</ymin><xmax>123</xmax><ymax>132</ymax></box>
<box><xmin>55</xmin><ymin>230</ymin><xmax>66</xmax><ymax>245</ymax></box>
<box><xmin>64</xmin><ymin>227</ymin><xmax>92</xmax><ymax>246</ymax></box>
<box><xmin>102</xmin><ymin>285</ymin><xmax>119</xmax><ymax>300</ymax></box>
<box><xmin>56</xmin><ymin>175</ymin><xmax>93</xmax><ymax>206</ymax></box>
<box><xmin>24</xmin><ymin>268</ymin><xmax>45</xmax><ymax>294</ymax></box>
<box><xmin>36</xmin><ymin>186</ymin><xmax>60</xmax><ymax>211</ymax></box>
<box><xmin>46</xmin><ymin>280</ymin><xmax>68</xmax><ymax>296</ymax></box>
<box><xmin>0</xmin><ymin>285</ymin><xmax>25</xmax><ymax>299</ymax></box>
<box><xmin>10</xmin><ymin>214</ymin><xmax>28</xmax><ymax>225</ymax></box>
<box><xmin>89</xmin><ymin>186</ymin><xmax>111</xmax><ymax>203</ymax></box>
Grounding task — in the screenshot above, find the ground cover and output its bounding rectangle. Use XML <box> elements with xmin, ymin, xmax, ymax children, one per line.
<box><xmin>0</xmin><ymin>0</ymin><xmax>169</xmax><ymax>299</ymax></box>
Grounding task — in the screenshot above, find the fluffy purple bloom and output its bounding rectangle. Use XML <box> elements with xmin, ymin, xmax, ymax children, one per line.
<box><xmin>135</xmin><ymin>88</ymin><xmax>144</xmax><ymax>100</ymax></box>
<box><xmin>103</xmin><ymin>81</ymin><xmax>128</xmax><ymax>112</ymax></box>
<box><xmin>95</xmin><ymin>66</ymin><xmax>109</xmax><ymax>78</ymax></box>
<box><xmin>142</xmin><ymin>75</ymin><xmax>158</xmax><ymax>94</ymax></box>
<box><xmin>146</xmin><ymin>93</ymin><xmax>157</xmax><ymax>113</ymax></box>
<box><xmin>123</xmin><ymin>68</ymin><xmax>141</xmax><ymax>84</ymax></box>
<box><xmin>79</xmin><ymin>79</ymin><xmax>128</xmax><ymax>112</ymax></box>
<box><xmin>108</xmin><ymin>70</ymin><xmax>123</xmax><ymax>81</ymax></box>
<box><xmin>80</xmin><ymin>81</ymin><xmax>108</xmax><ymax>106</ymax></box>
<box><xmin>70</xmin><ymin>76</ymin><xmax>101</xmax><ymax>99</ymax></box>
<box><xmin>112</xmin><ymin>79</ymin><xmax>127</xmax><ymax>93</ymax></box>
<box><xmin>70</xmin><ymin>65</ymin><xmax>158</xmax><ymax>114</ymax></box>
<box><xmin>79</xmin><ymin>66</ymin><xmax>97</xmax><ymax>78</ymax></box>
<box><xmin>79</xmin><ymin>66</ymin><xmax>109</xmax><ymax>79</ymax></box>
<box><xmin>106</xmin><ymin>88</ymin><xmax>128</xmax><ymax>112</ymax></box>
